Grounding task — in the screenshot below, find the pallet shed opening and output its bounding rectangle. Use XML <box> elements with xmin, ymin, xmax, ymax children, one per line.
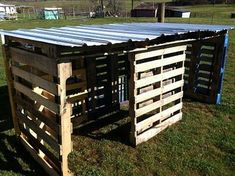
<box><xmin>1</xmin><ymin>22</ymin><xmax>233</xmax><ymax>176</ymax></box>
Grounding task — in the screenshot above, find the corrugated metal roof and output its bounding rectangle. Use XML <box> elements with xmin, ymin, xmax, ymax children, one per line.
<box><xmin>0</xmin><ymin>22</ymin><xmax>234</xmax><ymax>47</ymax></box>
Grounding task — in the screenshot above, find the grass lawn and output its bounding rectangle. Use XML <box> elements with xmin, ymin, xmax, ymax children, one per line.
<box><xmin>0</xmin><ymin>4</ymin><xmax>235</xmax><ymax>176</ymax></box>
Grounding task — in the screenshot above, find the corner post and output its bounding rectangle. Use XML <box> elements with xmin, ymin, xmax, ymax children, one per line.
<box><xmin>128</xmin><ymin>52</ymin><xmax>137</xmax><ymax>146</ymax></box>
<box><xmin>2</xmin><ymin>36</ymin><xmax>20</xmax><ymax>136</ymax></box>
<box><xmin>158</xmin><ymin>2</ymin><xmax>165</xmax><ymax>23</ymax></box>
<box><xmin>58</xmin><ymin>62</ymin><xmax>73</xmax><ymax>176</ymax></box>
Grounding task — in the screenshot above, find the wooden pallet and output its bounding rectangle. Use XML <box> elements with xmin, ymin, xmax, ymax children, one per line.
<box><xmin>184</xmin><ymin>34</ymin><xmax>228</xmax><ymax>104</ymax></box>
<box><xmin>129</xmin><ymin>44</ymin><xmax>187</xmax><ymax>145</ymax></box>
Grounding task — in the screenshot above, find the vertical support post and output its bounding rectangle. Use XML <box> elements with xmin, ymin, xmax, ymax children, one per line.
<box><xmin>86</xmin><ymin>57</ymin><xmax>97</xmax><ymax>113</ymax></box>
<box><xmin>108</xmin><ymin>54</ymin><xmax>119</xmax><ymax>107</ymax></box>
<box><xmin>158</xmin><ymin>3</ymin><xmax>165</xmax><ymax>23</ymax></box>
<box><xmin>187</xmin><ymin>40</ymin><xmax>201</xmax><ymax>95</ymax></box>
<box><xmin>58</xmin><ymin>63</ymin><xmax>73</xmax><ymax>176</ymax></box>
<box><xmin>128</xmin><ymin>53</ymin><xmax>137</xmax><ymax>146</ymax></box>
<box><xmin>216</xmin><ymin>33</ymin><xmax>229</xmax><ymax>104</ymax></box>
<box><xmin>2</xmin><ymin>42</ymin><xmax>20</xmax><ymax>136</ymax></box>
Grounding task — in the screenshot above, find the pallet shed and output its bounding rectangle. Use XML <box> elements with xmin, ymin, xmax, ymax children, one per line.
<box><xmin>0</xmin><ymin>22</ymin><xmax>233</xmax><ymax>175</ymax></box>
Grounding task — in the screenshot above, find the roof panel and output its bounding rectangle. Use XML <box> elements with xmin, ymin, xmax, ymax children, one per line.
<box><xmin>1</xmin><ymin>22</ymin><xmax>234</xmax><ymax>47</ymax></box>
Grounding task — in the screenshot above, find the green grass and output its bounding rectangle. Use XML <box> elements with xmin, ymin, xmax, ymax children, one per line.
<box><xmin>0</xmin><ymin>4</ymin><xmax>235</xmax><ymax>176</ymax></box>
<box><xmin>182</xmin><ymin>4</ymin><xmax>235</xmax><ymax>19</ymax></box>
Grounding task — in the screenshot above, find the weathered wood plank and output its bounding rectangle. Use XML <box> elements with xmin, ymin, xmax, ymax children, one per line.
<box><xmin>12</xmin><ymin>66</ymin><xmax>59</xmax><ymax>95</ymax></box>
<box><xmin>72</xmin><ymin>69</ymin><xmax>86</xmax><ymax>76</ymax></box>
<box><xmin>14</xmin><ymin>81</ymin><xmax>59</xmax><ymax>114</ymax></box>
<box><xmin>135</xmin><ymin>54</ymin><xmax>185</xmax><ymax>73</ymax></box>
<box><xmin>10</xmin><ymin>47</ymin><xmax>57</xmax><ymax>76</ymax></box>
<box><xmin>135</xmin><ymin>67</ymin><xmax>184</xmax><ymax>88</ymax></box>
<box><xmin>66</xmin><ymin>82</ymin><xmax>87</xmax><ymax>91</ymax></box>
<box><xmin>135</xmin><ymin>112</ymin><xmax>182</xmax><ymax>145</ymax></box>
<box><xmin>135</xmin><ymin>80</ymin><xmax>184</xmax><ymax>103</ymax></box>
<box><xmin>136</xmin><ymin>102</ymin><xmax>183</xmax><ymax>132</ymax></box>
<box><xmin>135</xmin><ymin>45</ymin><xmax>187</xmax><ymax>61</ymax></box>
<box><xmin>67</xmin><ymin>91</ymin><xmax>88</xmax><ymax>103</ymax></box>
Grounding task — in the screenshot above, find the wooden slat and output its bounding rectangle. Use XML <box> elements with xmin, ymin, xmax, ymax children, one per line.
<box><xmin>72</xmin><ymin>69</ymin><xmax>86</xmax><ymax>76</ymax></box>
<box><xmin>136</xmin><ymin>112</ymin><xmax>182</xmax><ymax>145</ymax></box>
<box><xmin>200</xmin><ymin>56</ymin><xmax>213</xmax><ymax>63</ymax></box>
<box><xmin>136</xmin><ymin>91</ymin><xmax>183</xmax><ymax>117</ymax></box>
<box><xmin>14</xmin><ymin>81</ymin><xmax>59</xmax><ymax>114</ymax></box>
<box><xmin>162</xmin><ymin>80</ymin><xmax>184</xmax><ymax>93</ymax></box>
<box><xmin>135</xmin><ymin>45</ymin><xmax>187</xmax><ymax>61</ymax></box>
<box><xmin>71</xmin><ymin>115</ymin><xmax>88</xmax><ymax>127</ymax></box>
<box><xmin>10</xmin><ymin>47</ymin><xmax>57</xmax><ymax>76</ymax></box>
<box><xmin>196</xmin><ymin>79</ymin><xmax>210</xmax><ymax>86</ymax></box>
<box><xmin>136</xmin><ymin>86</ymin><xmax>161</xmax><ymax>104</ymax></box>
<box><xmin>96</xmin><ymin>74</ymin><xmax>108</xmax><ymax>81</ymax></box>
<box><xmin>199</xmin><ymin>64</ymin><xmax>212</xmax><ymax>71</ymax></box>
<box><xmin>136</xmin><ymin>67</ymin><xmax>184</xmax><ymax>88</ymax></box>
<box><xmin>197</xmin><ymin>72</ymin><xmax>210</xmax><ymax>79</ymax></box>
<box><xmin>16</xmin><ymin>96</ymin><xmax>59</xmax><ymax>134</ymax></box>
<box><xmin>96</xmin><ymin>66</ymin><xmax>108</xmax><ymax>73</ymax></box>
<box><xmin>66</xmin><ymin>82</ymin><xmax>87</xmax><ymax>91</ymax></box>
<box><xmin>201</xmin><ymin>48</ymin><xmax>214</xmax><ymax>55</ymax></box>
<box><xmin>12</xmin><ymin>66</ymin><xmax>59</xmax><ymax>95</ymax></box>
<box><xmin>135</xmin><ymin>80</ymin><xmax>184</xmax><ymax>103</ymax></box>
<box><xmin>162</xmin><ymin>91</ymin><xmax>183</xmax><ymax>105</ymax></box>
<box><xmin>17</xmin><ymin>111</ymin><xmax>60</xmax><ymax>152</ymax></box>
<box><xmin>135</xmin><ymin>54</ymin><xmax>185</xmax><ymax>73</ymax></box>
<box><xmin>136</xmin><ymin>102</ymin><xmax>183</xmax><ymax>132</ymax></box>
<box><xmin>19</xmin><ymin>136</ymin><xmax>59</xmax><ymax>176</ymax></box>
<box><xmin>67</xmin><ymin>91</ymin><xmax>88</xmax><ymax>103</ymax></box>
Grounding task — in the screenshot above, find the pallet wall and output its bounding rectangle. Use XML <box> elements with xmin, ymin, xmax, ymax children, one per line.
<box><xmin>2</xmin><ymin>45</ymin><xmax>73</xmax><ymax>175</ymax></box>
<box><xmin>184</xmin><ymin>34</ymin><xmax>228</xmax><ymax>104</ymax></box>
<box><xmin>129</xmin><ymin>44</ymin><xmax>187</xmax><ymax>145</ymax></box>
<box><xmin>2</xmin><ymin>36</ymin><xmax>125</xmax><ymax>175</ymax></box>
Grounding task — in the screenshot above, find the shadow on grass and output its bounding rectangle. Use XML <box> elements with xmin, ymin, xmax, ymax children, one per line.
<box><xmin>0</xmin><ymin>85</ymin><xmax>13</xmax><ymax>132</ymax></box>
<box><xmin>0</xmin><ymin>133</ymin><xmax>46</xmax><ymax>175</ymax></box>
<box><xmin>73</xmin><ymin>108</ymin><xmax>132</xmax><ymax>145</ymax></box>
<box><xmin>0</xmin><ymin>85</ymin><xmax>46</xmax><ymax>175</ymax></box>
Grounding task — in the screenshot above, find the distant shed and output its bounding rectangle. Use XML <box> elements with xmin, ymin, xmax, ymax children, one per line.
<box><xmin>131</xmin><ymin>2</ymin><xmax>158</xmax><ymax>17</ymax></box>
<box><xmin>43</xmin><ymin>8</ymin><xmax>63</xmax><ymax>20</ymax></box>
<box><xmin>0</xmin><ymin>3</ymin><xmax>17</xmax><ymax>20</ymax></box>
<box><xmin>166</xmin><ymin>7</ymin><xmax>191</xmax><ymax>18</ymax></box>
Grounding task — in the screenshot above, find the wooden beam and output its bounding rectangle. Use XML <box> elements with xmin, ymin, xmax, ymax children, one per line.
<box><xmin>57</xmin><ymin>63</ymin><xmax>73</xmax><ymax>176</ymax></box>
<box><xmin>128</xmin><ymin>52</ymin><xmax>137</xmax><ymax>146</ymax></box>
<box><xmin>158</xmin><ymin>3</ymin><xmax>165</xmax><ymax>23</ymax></box>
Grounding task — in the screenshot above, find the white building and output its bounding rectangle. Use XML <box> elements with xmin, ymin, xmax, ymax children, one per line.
<box><xmin>0</xmin><ymin>3</ymin><xmax>17</xmax><ymax>20</ymax></box>
<box><xmin>166</xmin><ymin>7</ymin><xmax>191</xmax><ymax>19</ymax></box>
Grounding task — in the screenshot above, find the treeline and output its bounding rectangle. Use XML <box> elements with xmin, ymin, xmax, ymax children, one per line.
<box><xmin>173</xmin><ymin>0</ymin><xmax>235</xmax><ymax>5</ymax></box>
